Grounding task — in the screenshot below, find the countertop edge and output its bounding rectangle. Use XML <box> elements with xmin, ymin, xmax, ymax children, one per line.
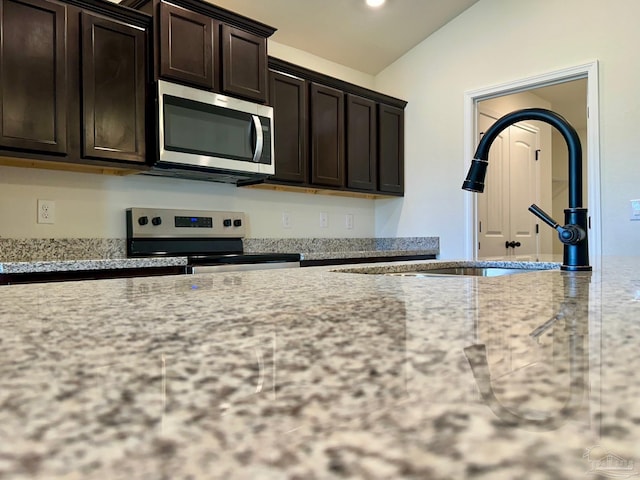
<box><xmin>0</xmin><ymin>250</ymin><xmax>440</xmax><ymax>274</ymax></box>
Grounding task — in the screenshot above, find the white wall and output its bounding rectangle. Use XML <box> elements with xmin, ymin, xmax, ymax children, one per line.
<box><xmin>268</xmin><ymin>41</ymin><xmax>375</xmax><ymax>89</ymax></box>
<box><xmin>0</xmin><ymin>41</ymin><xmax>376</xmax><ymax>240</ymax></box>
<box><xmin>374</xmin><ymin>0</ymin><xmax>640</xmax><ymax>257</ymax></box>
<box><xmin>0</xmin><ymin>165</ymin><xmax>376</xmax><ymax>239</ymax></box>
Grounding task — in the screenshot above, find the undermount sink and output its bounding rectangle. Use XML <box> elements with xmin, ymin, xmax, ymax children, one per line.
<box><xmin>385</xmin><ymin>267</ymin><xmax>544</xmax><ymax>277</ymax></box>
<box><xmin>333</xmin><ymin>261</ymin><xmax>560</xmax><ymax>277</ymax></box>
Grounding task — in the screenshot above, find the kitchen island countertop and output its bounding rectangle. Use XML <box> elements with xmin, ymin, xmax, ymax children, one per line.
<box><xmin>1</xmin><ymin>256</ymin><xmax>639</xmax><ymax>479</ymax></box>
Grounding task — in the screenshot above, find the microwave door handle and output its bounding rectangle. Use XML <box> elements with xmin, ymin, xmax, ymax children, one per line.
<box><xmin>251</xmin><ymin>115</ymin><xmax>264</xmax><ymax>163</ymax></box>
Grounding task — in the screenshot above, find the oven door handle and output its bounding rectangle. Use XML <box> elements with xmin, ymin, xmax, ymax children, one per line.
<box><xmin>251</xmin><ymin>115</ymin><xmax>264</xmax><ymax>163</ymax></box>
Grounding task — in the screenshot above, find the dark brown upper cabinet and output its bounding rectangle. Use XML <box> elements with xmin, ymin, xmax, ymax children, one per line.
<box><xmin>310</xmin><ymin>83</ymin><xmax>345</xmax><ymax>188</ymax></box>
<box><xmin>81</xmin><ymin>12</ymin><xmax>146</xmax><ymax>163</ymax></box>
<box><xmin>268</xmin><ymin>71</ymin><xmax>308</xmax><ymax>183</ymax></box>
<box><xmin>0</xmin><ymin>0</ymin><xmax>151</xmax><ymax>171</ymax></box>
<box><xmin>0</xmin><ymin>0</ymin><xmax>67</xmax><ymax>155</ymax></box>
<box><xmin>265</xmin><ymin>58</ymin><xmax>406</xmax><ymax>198</ymax></box>
<box><xmin>346</xmin><ymin>94</ymin><xmax>377</xmax><ymax>192</ymax></box>
<box><xmin>123</xmin><ymin>0</ymin><xmax>275</xmax><ymax>103</ymax></box>
<box><xmin>378</xmin><ymin>104</ymin><xmax>405</xmax><ymax>194</ymax></box>
<box><xmin>159</xmin><ymin>1</ymin><xmax>217</xmax><ymax>90</ymax></box>
<box><xmin>222</xmin><ymin>25</ymin><xmax>267</xmax><ymax>102</ymax></box>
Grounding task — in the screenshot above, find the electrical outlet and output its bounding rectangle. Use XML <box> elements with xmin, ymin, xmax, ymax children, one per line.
<box><xmin>37</xmin><ymin>199</ymin><xmax>55</xmax><ymax>224</ymax></box>
<box><xmin>345</xmin><ymin>213</ymin><xmax>354</xmax><ymax>230</ymax></box>
<box><xmin>320</xmin><ymin>212</ymin><xmax>328</xmax><ymax>228</ymax></box>
<box><xmin>282</xmin><ymin>212</ymin><xmax>291</xmax><ymax>229</ymax></box>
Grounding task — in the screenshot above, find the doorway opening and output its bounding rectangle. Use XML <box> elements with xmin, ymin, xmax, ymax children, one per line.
<box><xmin>463</xmin><ymin>61</ymin><xmax>601</xmax><ymax>261</ymax></box>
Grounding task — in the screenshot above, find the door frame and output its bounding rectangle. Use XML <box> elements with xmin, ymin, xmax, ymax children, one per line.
<box><xmin>462</xmin><ymin>60</ymin><xmax>601</xmax><ymax>262</ymax></box>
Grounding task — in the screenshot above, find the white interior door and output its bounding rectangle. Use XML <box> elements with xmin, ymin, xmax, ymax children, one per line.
<box><xmin>477</xmin><ymin>112</ymin><xmax>509</xmax><ymax>256</ymax></box>
<box><xmin>477</xmin><ymin>111</ymin><xmax>540</xmax><ymax>257</ymax></box>
<box><xmin>508</xmin><ymin>121</ymin><xmax>539</xmax><ymax>254</ymax></box>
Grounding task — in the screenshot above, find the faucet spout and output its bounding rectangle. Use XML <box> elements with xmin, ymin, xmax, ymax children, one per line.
<box><xmin>463</xmin><ymin>108</ymin><xmax>590</xmax><ymax>271</ymax></box>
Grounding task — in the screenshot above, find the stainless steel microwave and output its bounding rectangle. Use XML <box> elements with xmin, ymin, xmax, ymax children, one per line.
<box><xmin>146</xmin><ymin>80</ymin><xmax>274</xmax><ymax>184</ymax></box>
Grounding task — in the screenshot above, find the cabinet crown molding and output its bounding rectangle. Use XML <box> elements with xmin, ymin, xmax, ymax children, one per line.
<box><xmin>74</xmin><ymin>0</ymin><xmax>152</xmax><ymax>27</ymax></box>
<box><xmin>120</xmin><ymin>0</ymin><xmax>276</xmax><ymax>37</ymax></box>
<box><xmin>268</xmin><ymin>57</ymin><xmax>407</xmax><ymax>110</ymax></box>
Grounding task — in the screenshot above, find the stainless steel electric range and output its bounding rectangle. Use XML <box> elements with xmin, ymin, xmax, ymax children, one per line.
<box><xmin>126</xmin><ymin>208</ymin><xmax>300</xmax><ymax>273</ymax></box>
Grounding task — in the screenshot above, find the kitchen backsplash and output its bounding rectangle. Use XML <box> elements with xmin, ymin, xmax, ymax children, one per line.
<box><xmin>0</xmin><ymin>237</ymin><xmax>439</xmax><ymax>262</ymax></box>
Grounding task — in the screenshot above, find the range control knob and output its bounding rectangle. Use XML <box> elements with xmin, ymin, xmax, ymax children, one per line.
<box><xmin>223</xmin><ymin>218</ymin><xmax>232</xmax><ymax>227</ymax></box>
<box><xmin>138</xmin><ymin>216</ymin><xmax>149</xmax><ymax>226</ymax></box>
<box><xmin>151</xmin><ymin>216</ymin><xmax>162</xmax><ymax>226</ymax></box>
<box><xmin>233</xmin><ymin>219</ymin><xmax>242</xmax><ymax>227</ymax></box>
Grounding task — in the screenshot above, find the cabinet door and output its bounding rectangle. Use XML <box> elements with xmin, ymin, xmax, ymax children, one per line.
<box><xmin>378</xmin><ymin>104</ymin><xmax>404</xmax><ymax>194</ymax></box>
<box><xmin>268</xmin><ymin>71</ymin><xmax>308</xmax><ymax>183</ymax></box>
<box><xmin>310</xmin><ymin>83</ymin><xmax>345</xmax><ymax>188</ymax></box>
<box><xmin>346</xmin><ymin>94</ymin><xmax>376</xmax><ymax>191</ymax></box>
<box><xmin>0</xmin><ymin>0</ymin><xmax>67</xmax><ymax>154</ymax></box>
<box><xmin>159</xmin><ymin>1</ymin><xmax>216</xmax><ymax>90</ymax></box>
<box><xmin>221</xmin><ymin>25</ymin><xmax>267</xmax><ymax>102</ymax></box>
<box><xmin>81</xmin><ymin>12</ymin><xmax>146</xmax><ymax>163</ymax></box>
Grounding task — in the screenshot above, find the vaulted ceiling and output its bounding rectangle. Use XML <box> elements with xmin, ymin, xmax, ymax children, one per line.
<box><xmin>207</xmin><ymin>0</ymin><xmax>480</xmax><ymax>75</ymax></box>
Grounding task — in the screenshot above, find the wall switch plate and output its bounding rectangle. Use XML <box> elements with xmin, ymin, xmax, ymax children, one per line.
<box><xmin>631</xmin><ymin>199</ymin><xmax>640</xmax><ymax>221</ymax></box>
<box><xmin>282</xmin><ymin>212</ymin><xmax>291</xmax><ymax>229</ymax></box>
<box><xmin>37</xmin><ymin>199</ymin><xmax>55</xmax><ymax>224</ymax></box>
<box><xmin>346</xmin><ymin>213</ymin><xmax>354</xmax><ymax>230</ymax></box>
<box><xmin>320</xmin><ymin>212</ymin><xmax>328</xmax><ymax>228</ymax></box>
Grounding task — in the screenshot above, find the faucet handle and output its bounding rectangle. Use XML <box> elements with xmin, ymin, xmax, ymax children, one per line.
<box><xmin>528</xmin><ymin>204</ymin><xmax>586</xmax><ymax>245</ymax></box>
<box><xmin>528</xmin><ymin>204</ymin><xmax>559</xmax><ymax>229</ymax></box>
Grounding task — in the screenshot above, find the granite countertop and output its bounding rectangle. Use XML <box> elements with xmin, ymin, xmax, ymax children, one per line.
<box><xmin>0</xmin><ymin>250</ymin><xmax>438</xmax><ymax>274</ymax></box>
<box><xmin>0</xmin><ymin>237</ymin><xmax>439</xmax><ymax>274</ymax></box>
<box><xmin>299</xmin><ymin>248</ymin><xmax>438</xmax><ymax>261</ymax></box>
<box><xmin>246</xmin><ymin>237</ymin><xmax>439</xmax><ymax>263</ymax></box>
<box><xmin>0</xmin><ymin>257</ymin><xmax>188</xmax><ymax>274</ymax></box>
<box><xmin>1</xmin><ymin>256</ymin><xmax>639</xmax><ymax>479</ymax></box>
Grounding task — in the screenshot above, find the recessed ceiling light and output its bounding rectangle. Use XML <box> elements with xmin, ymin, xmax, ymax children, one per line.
<box><xmin>366</xmin><ymin>0</ymin><xmax>385</xmax><ymax>8</ymax></box>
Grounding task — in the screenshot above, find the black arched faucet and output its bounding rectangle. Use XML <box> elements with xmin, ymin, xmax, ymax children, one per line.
<box><xmin>462</xmin><ymin>108</ymin><xmax>591</xmax><ymax>271</ymax></box>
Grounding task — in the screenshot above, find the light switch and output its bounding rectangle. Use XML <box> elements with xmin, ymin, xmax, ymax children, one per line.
<box><xmin>282</xmin><ymin>212</ymin><xmax>291</xmax><ymax>229</ymax></box>
<box><xmin>345</xmin><ymin>213</ymin><xmax>354</xmax><ymax>230</ymax></box>
<box><xmin>631</xmin><ymin>199</ymin><xmax>640</xmax><ymax>221</ymax></box>
<box><xmin>320</xmin><ymin>212</ymin><xmax>328</xmax><ymax>228</ymax></box>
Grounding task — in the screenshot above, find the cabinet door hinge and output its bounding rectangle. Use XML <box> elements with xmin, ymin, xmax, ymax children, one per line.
<box><xmin>535</xmin><ymin>149</ymin><xmax>541</xmax><ymax>161</ymax></box>
<box><xmin>479</xmin><ymin>221</ymin><xmax>482</xmax><ymax>233</ymax></box>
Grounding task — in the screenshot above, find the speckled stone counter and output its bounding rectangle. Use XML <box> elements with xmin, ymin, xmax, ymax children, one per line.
<box><xmin>245</xmin><ymin>237</ymin><xmax>439</xmax><ymax>262</ymax></box>
<box><xmin>0</xmin><ymin>238</ymin><xmax>187</xmax><ymax>274</ymax></box>
<box><xmin>0</xmin><ymin>238</ymin><xmax>127</xmax><ymax>262</ymax></box>
<box><xmin>1</xmin><ymin>256</ymin><xmax>639</xmax><ymax>479</ymax></box>
<box><xmin>0</xmin><ymin>237</ymin><xmax>438</xmax><ymax>274</ymax></box>
<box><xmin>0</xmin><ymin>257</ymin><xmax>188</xmax><ymax>274</ymax></box>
